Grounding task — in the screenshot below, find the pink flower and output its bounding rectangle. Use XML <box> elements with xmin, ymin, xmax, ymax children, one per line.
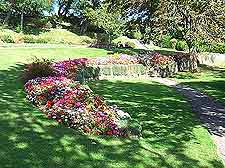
<box><xmin>75</xmin><ymin>102</ymin><xmax>81</xmax><ymax>107</ymax></box>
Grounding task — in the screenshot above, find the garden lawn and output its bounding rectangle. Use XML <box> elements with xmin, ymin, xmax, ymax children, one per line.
<box><xmin>173</xmin><ymin>65</ymin><xmax>225</xmax><ymax>105</ymax></box>
<box><xmin>0</xmin><ymin>47</ymin><xmax>109</xmax><ymax>70</ymax></box>
<box><xmin>0</xmin><ymin>49</ymin><xmax>224</xmax><ymax>168</ymax></box>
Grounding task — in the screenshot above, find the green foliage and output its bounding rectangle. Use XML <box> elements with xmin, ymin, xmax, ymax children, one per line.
<box><xmin>161</xmin><ymin>35</ymin><xmax>173</xmax><ymax>48</ymax></box>
<box><xmin>157</xmin><ymin>0</ymin><xmax>225</xmax><ymax>52</ymax></box>
<box><xmin>23</xmin><ymin>35</ymin><xmax>48</xmax><ymax>43</ymax></box>
<box><xmin>210</xmin><ymin>43</ymin><xmax>225</xmax><ymax>54</ymax></box>
<box><xmin>0</xmin><ymin>28</ymin><xmax>94</xmax><ymax>45</ymax></box>
<box><xmin>133</xmin><ymin>30</ymin><xmax>142</xmax><ymax>40</ymax></box>
<box><xmin>0</xmin><ymin>34</ymin><xmax>14</xmax><ymax>43</ymax></box>
<box><xmin>194</xmin><ymin>40</ymin><xmax>225</xmax><ymax>54</ymax></box>
<box><xmin>39</xmin><ymin>29</ymin><xmax>93</xmax><ymax>44</ymax></box>
<box><xmin>21</xmin><ymin>57</ymin><xmax>55</xmax><ymax>83</ymax></box>
<box><xmin>85</xmin><ymin>3</ymin><xmax>126</xmax><ymax>42</ymax></box>
<box><xmin>176</xmin><ymin>40</ymin><xmax>188</xmax><ymax>51</ymax></box>
<box><xmin>112</xmin><ymin>36</ymin><xmax>136</xmax><ymax>48</ymax></box>
<box><xmin>76</xmin><ymin>66</ymin><xmax>100</xmax><ymax>83</ymax></box>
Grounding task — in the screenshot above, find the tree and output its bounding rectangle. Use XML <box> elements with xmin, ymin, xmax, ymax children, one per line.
<box><xmin>1</xmin><ymin>0</ymin><xmax>53</xmax><ymax>31</ymax></box>
<box><xmin>156</xmin><ymin>0</ymin><xmax>225</xmax><ymax>52</ymax></box>
<box><xmin>84</xmin><ymin>3</ymin><xmax>126</xmax><ymax>43</ymax></box>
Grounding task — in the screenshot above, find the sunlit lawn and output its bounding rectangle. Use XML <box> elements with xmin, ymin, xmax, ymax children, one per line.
<box><xmin>173</xmin><ymin>65</ymin><xmax>225</xmax><ymax>105</ymax></box>
<box><xmin>0</xmin><ymin>48</ymin><xmax>224</xmax><ymax>168</ymax></box>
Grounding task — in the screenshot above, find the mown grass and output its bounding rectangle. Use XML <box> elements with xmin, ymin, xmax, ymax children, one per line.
<box><xmin>0</xmin><ymin>47</ymin><xmax>108</xmax><ymax>70</ymax></box>
<box><xmin>0</xmin><ymin>48</ymin><xmax>224</xmax><ymax>168</ymax></box>
<box><xmin>173</xmin><ymin>65</ymin><xmax>225</xmax><ymax>105</ymax></box>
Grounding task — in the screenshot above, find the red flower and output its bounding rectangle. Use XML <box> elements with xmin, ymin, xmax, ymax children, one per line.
<box><xmin>47</xmin><ymin>100</ymin><xmax>54</xmax><ymax>107</ymax></box>
<box><xmin>106</xmin><ymin>130</ymin><xmax>113</xmax><ymax>135</ymax></box>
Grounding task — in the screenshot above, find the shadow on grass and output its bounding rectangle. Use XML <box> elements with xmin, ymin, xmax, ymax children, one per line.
<box><xmin>181</xmin><ymin>80</ymin><xmax>225</xmax><ymax>106</ymax></box>
<box><xmin>0</xmin><ymin>64</ymin><xmax>224</xmax><ymax>168</ymax></box>
<box><xmin>175</xmin><ymin>64</ymin><xmax>225</xmax><ymax>105</ymax></box>
<box><xmin>175</xmin><ymin>64</ymin><xmax>225</xmax><ymax>80</ymax></box>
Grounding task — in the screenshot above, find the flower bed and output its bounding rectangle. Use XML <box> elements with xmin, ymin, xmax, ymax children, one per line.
<box><xmin>88</xmin><ymin>54</ymin><xmax>139</xmax><ymax>65</ymax></box>
<box><xmin>24</xmin><ymin>76</ymin><xmax>141</xmax><ymax>137</ymax></box>
<box><xmin>138</xmin><ymin>52</ymin><xmax>178</xmax><ymax>77</ymax></box>
<box><xmin>52</xmin><ymin>54</ymin><xmax>146</xmax><ymax>79</ymax></box>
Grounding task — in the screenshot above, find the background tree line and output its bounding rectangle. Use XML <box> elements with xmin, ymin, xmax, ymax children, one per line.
<box><xmin>1</xmin><ymin>0</ymin><xmax>225</xmax><ymax>52</ymax></box>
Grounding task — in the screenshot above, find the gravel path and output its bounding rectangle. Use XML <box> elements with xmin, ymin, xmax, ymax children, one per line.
<box><xmin>152</xmin><ymin>77</ymin><xmax>225</xmax><ymax>164</ymax></box>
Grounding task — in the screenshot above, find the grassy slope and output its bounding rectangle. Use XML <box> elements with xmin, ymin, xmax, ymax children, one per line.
<box><xmin>173</xmin><ymin>65</ymin><xmax>225</xmax><ymax>105</ymax></box>
<box><xmin>0</xmin><ymin>48</ymin><xmax>224</xmax><ymax>168</ymax></box>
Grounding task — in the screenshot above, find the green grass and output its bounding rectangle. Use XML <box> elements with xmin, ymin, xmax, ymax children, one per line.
<box><xmin>0</xmin><ymin>47</ymin><xmax>109</xmax><ymax>70</ymax></box>
<box><xmin>0</xmin><ymin>28</ymin><xmax>94</xmax><ymax>45</ymax></box>
<box><xmin>0</xmin><ymin>48</ymin><xmax>224</xmax><ymax>167</ymax></box>
<box><xmin>173</xmin><ymin>65</ymin><xmax>225</xmax><ymax>105</ymax></box>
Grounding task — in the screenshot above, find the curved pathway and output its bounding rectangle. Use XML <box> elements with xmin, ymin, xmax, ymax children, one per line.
<box><xmin>152</xmin><ymin>77</ymin><xmax>225</xmax><ymax>164</ymax></box>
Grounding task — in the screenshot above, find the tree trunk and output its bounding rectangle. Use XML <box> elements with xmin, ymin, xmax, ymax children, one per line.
<box><xmin>20</xmin><ymin>8</ymin><xmax>24</xmax><ymax>32</ymax></box>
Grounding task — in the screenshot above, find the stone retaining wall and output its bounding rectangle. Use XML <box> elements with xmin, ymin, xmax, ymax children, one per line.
<box><xmin>198</xmin><ymin>53</ymin><xmax>225</xmax><ymax>67</ymax></box>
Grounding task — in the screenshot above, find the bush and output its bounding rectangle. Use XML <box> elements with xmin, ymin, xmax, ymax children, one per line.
<box><xmin>194</xmin><ymin>40</ymin><xmax>225</xmax><ymax>54</ymax></box>
<box><xmin>80</xmin><ymin>36</ymin><xmax>94</xmax><ymax>44</ymax></box>
<box><xmin>161</xmin><ymin>35</ymin><xmax>173</xmax><ymax>48</ymax></box>
<box><xmin>133</xmin><ymin>30</ymin><xmax>142</xmax><ymax>40</ymax></box>
<box><xmin>23</xmin><ymin>35</ymin><xmax>49</xmax><ymax>44</ymax></box>
<box><xmin>176</xmin><ymin>40</ymin><xmax>188</xmax><ymax>51</ymax></box>
<box><xmin>76</xmin><ymin>66</ymin><xmax>100</xmax><ymax>83</ymax></box>
<box><xmin>35</xmin><ymin>36</ymin><xmax>49</xmax><ymax>43</ymax></box>
<box><xmin>0</xmin><ymin>34</ymin><xmax>14</xmax><ymax>43</ymax></box>
<box><xmin>210</xmin><ymin>43</ymin><xmax>225</xmax><ymax>54</ymax></box>
<box><xmin>39</xmin><ymin>29</ymin><xmax>92</xmax><ymax>45</ymax></box>
<box><xmin>22</xmin><ymin>58</ymin><xmax>56</xmax><ymax>83</ymax></box>
<box><xmin>23</xmin><ymin>35</ymin><xmax>37</xmax><ymax>43</ymax></box>
<box><xmin>95</xmin><ymin>33</ymin><xmax>110</xmax><ymax>44</ymax></box>
<box><xmin>0</xmin><ymin>28</ymin><xmax>94</xmax><ymax>45</ymax></box>
<box><xmin>112</xmin><ymin>36</ymin><xmax>137</xmax><ymax>48</ymax></box>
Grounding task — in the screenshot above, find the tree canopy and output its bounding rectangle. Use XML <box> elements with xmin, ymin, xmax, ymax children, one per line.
<box><xmin>1</xmin><ymin>0</ymin><xmax>225</xmax><ymax>50</ymax></box>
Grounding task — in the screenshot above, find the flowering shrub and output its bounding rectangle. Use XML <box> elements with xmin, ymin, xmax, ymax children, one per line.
<box><xmin>138</xmin><ymin>52</ymin><xmax>174</xmax><ymax>66</ymax></box>
<box><xmin>137</xmin><ymin>52</ymin><xmax>177</xmax><ymax>77</ymax></box>
<box><xmin>88</xmin><ymin>54</ymin><xmax>139</xmax><ymax>65</ymax></box>
<box><xmin>52</xmin><ymin>58</ymin><xmax>88</xmax><ymax>77</ymax></box>
<box><xmin>52</xmin><ymin>58</ymin><xmax>100</xmax><ymax>82</ymax></box>
<box><xmin>25</xmin><ymin>76</ymin><xmax>141</xmax><ymax>137</ymax></box>
<box><xmin>22</xmin><ymin>58</ymin><xmax>56</xmax><ymax>83</ymax></box>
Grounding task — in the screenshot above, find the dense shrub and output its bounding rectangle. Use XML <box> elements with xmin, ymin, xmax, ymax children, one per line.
<box><xmin>133</xmin><ymin>30</ymin><xmax>142</xmax><ymax>40</ymax></box>
<box><xmin>22</xmin><ymin>58</ymin><xmax>56</xmax><ymax>83</ymax></box>
<box><xmin>80</xmin><ymin>36</ymin><xmax>94</xmax><ymax>44</ymax></box>
<box><xmin>0</xmin><ymin>28</ymin><xmax>94</xmax><ymax>45</ymax></box>
<box><xmin>112</xmin><ymin>36</ymin><xmax>137</xmax><ymax>48</ymax></box>
<box><xmin>39</xmin><ymin>29</ymin><xmax>93</xmax><ymax>45</ymax></box>
<box><xmin>176</xmin><ymin>40</ymin><xmax>188</xmax><ymax>51</ymax></box>
<box><xmin>0</xmin><ymin>34</ymin><xmax>14</xmax><ymax>43</ymax></box>
<box><xmin>94</xmin><ymin>33</ymin><xmax>110</xmax><ymax>44</ymax></box>
<box><xmin>23</xmin><ymin>35</ymin><xmax>36</xmax><ymax>43</ymax></box>
<box><xmin>194</xmin><ymin>40</ymin><xmax>225</xmax><ymax>54</ymax></box>
<box><xmin>160</xmin><ymin>35</ymin><xmax>173</xmax><ymax>48</ymax></box>
<box><xmin>52</xmin><ymin>58</ymin><xmax>100</xmax><ymax>83</ymax></box>
<box><xmin>210</xmin><ymin>43</ymin><xmax>225</xmax><ymax>53</ymax></box>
